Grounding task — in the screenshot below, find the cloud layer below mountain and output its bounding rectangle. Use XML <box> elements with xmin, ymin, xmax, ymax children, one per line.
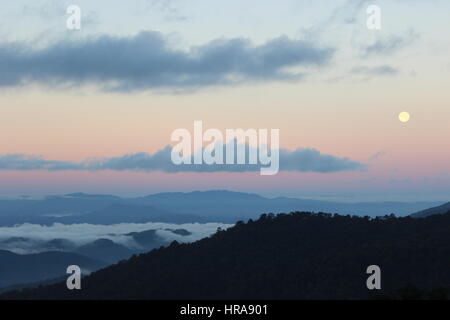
<box><xmin>0</xmin><ymin>222</ymin><xmax>230</xmax><ymax>254</ymax></box>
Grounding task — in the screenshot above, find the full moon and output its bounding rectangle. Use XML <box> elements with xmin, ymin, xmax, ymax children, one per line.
<box><xmin>398</xmin><ymin>112</ymin><xmax>410</xmax><ymax>123</ymax></box>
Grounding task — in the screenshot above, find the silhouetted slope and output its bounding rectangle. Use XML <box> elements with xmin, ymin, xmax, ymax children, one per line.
<box><xmin>0</xmin><ymin>276</ymin><xmax>66</xmax><ymax>294</ymax></box>
<box><xmin>0</xmin><ymin>250</ymin><xmax>106</xmax><ymax>288</ymax></box>
<box><xmin>2</xmin><ymin>212</ymin><xmax>450</xmax><ymax>299</ymax></box>
<box><xmin>411</xmin><ymin>202</ymin><xmax>450</xmax><ymax>218</ymax></box>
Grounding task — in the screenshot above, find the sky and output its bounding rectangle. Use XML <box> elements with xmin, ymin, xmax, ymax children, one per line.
<box><xmin>0</xmin><ymin>0</ymin><xmax>449</xmax><ymax>201</ymax></box>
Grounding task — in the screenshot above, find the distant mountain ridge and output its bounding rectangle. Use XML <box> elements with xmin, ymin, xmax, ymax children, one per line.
<box><xmin>128</xmin><ymin>191</ymin><xmax>444</xmax><ymax>220</ymax></box>
<box><xmin>0</xmin><ymin>190</ymin><xmax>444</xmax><ymax>226</ymax></box>
<box><xmin>56</xmin><ymin>203</ymin><xmax>208</xmax><ymax>225</ymax></box>
<box><xmin>411</xmin><ymin>202</ymin><xmax>450</xmax><ymax>218</ymax></box>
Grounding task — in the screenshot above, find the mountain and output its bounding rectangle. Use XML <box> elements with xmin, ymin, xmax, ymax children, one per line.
<box><xmin>43</xmin><ymin>239</ymin><xmax>77</xmax><ymax>251</ymax></box>
<box><xmin>166</xmin><ymin>228</ymin><xmax>192</xmax><ymax>236</ymax></box>
<box><xmin>0</xmin><ymin>193</ymin><xmax>124</xmax><ymax>226</ymax></box>
<box><xmin>127</xmin><ymin>228</ymin><xmax>192</xmax><ymax>251</ymax></box>
<box><xmin>127</xmin><ymin>230</ymin><xmax>169</xmax><ymax>251</ymax></box>
<box><xmin>411</xmin><ymin>202</ymin><xmax>450</xmax><ymax>218</ymax></box>
<box><xmin>3</xmin><ymin>211</ymin><xmax>449</xmax><ymax>299</ymax></box>
<box><xmin>127</xmin><ymin>190</ymin><xmax>268</xmax><ymax>222</ymax></box>
<box><xmin>0</xmin><ymin>193</ymin><xmax>122</xmax><ymax>217</ymax></box>
<box><xmin>0</xmin><ymin>237</ymin><xmax>77</xmax><ymax>254</ymax></box>
<box><xmin>129</xmin><ymin>190</ymin><xmax>441</xmax><ymax>220</ymax></box>
<box><xmin>0</xmin><ymin>190</ymin><xmax>444</xmax><ymax>226</ymax></box>
<box><xmin>75</xmin><ymin>239</ymin><xmax>134</xmax><ymax>264</ymax></box>
<box><xmin>58</xmin><ymin>203</ymin><xmax>207</xmax><ymax>224</ymax></box>
<box><xmin>0</xmin><ymin>250</ymin><xmax>106</xmax><ymax>288</ymax></box>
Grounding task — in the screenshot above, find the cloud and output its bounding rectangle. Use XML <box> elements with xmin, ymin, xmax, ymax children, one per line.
<box><xmin>0</xmin><ymin>31</ymin><xmax>334</xmax><ymax>91</ymax></box>
<box><xmin>0</xmin><ymin>145</ymin><xmax>366</xmax><ymax>173</ymax></box>
<box><xmin>369</xmin><ymin>151</ymin><xmax>386</xmax><ymax>161</ymax></box>
<box><xmin>278</xmin><ymin>148</ymin><xmax>365</xmax><ymax>173</ymax></box>
<box><xmin>0</xmin><ymin>222</ymin><xmax>231</xmax><ymax>254</ymax></box>
<box><xmin>296</xmin><ymin>0</ymin><xmax>371</xmax><ymax>43</ymax></box>
<box><xmin>351</xmin><ymin>65</ymin><xmax>399</xmax><ymax>76</ymax></box>
<box><xmin>0</xmin><ymin>154</ymin><xmax>85</xmax><ymax>171</ymax></box>
<box><xmin>22</xmin><ymin>1</ymin><xmax>65</xmax><ymax>19</ymax></box>
<box><xmin>144</xmin><ymin>0</ymin><xmax>187</xmax><ymax>21</ymax></box>
<box><xmin>328</xmin><ymin>0</ymin><xmax>372</xmax><ymax>25</ymax></box>
<box><xmin>21</xmin><ymin>1</ymin><xmax>99</xmax><ymax>28</ymax></box>
<box><xmin>363</xmin><ymin>30</ymin><xmax>419</xmax><ymax>57</ymax></box>
<box><xmin>389</xmin><ymin>178</ymin><xmax>412</xmax><ymax>184</ymax></box>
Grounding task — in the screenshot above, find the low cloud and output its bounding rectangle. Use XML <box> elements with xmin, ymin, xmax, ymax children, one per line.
<box><xmin>0</xmin><ymin>145</ymin><xmax>366</xmax><ymax>173</ymax></box>
<box><xmin>0</xmin><ymin>222</ymin><xmax>230</xmax><ymax>254</ymax></box>
<box><xmin>0</xmin><ymin>31</ymin><xmax>334</xmax><ymax>91</ymax></box>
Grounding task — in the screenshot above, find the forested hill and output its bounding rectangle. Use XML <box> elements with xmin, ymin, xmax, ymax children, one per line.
<box><xmin>2</xmin><ymin>211</ymin><xmax>450</xmax><ymax>300</ymax></box>
<box><xmin>411</xmin><ymin>202</ymin><xmax>450</xmax><ymax>218</ymax></box>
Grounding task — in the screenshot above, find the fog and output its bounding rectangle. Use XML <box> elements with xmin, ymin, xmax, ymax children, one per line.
<box><xmin>0</xmin><ymin>222</ymin><xmax>233</xmax><ymax>254</ymax></box>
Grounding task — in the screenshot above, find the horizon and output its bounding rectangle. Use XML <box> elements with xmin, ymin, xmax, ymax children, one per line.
<box><xmin>1</xmin><ymin>189</ymin><xmax>447</xmax><ymax>204</ymax></box>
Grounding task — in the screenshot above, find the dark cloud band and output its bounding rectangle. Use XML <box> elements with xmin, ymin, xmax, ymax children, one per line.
<box><xmin>0</xmin><ymin>31</ymin><xmax>334</xmax><ymax>91</ymax></box>
<box><xmin>0</xmin><ymin>146</ymin><xmax>365</xmax><ymax>173</ymax></box>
